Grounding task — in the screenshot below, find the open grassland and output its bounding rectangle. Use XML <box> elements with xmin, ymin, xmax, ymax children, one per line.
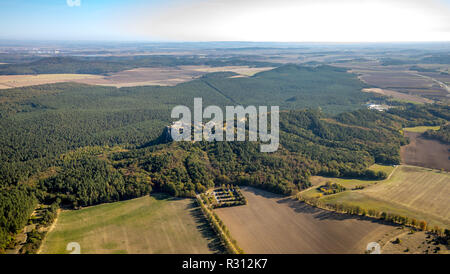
<box><xmin>321</xmin><ymin>165</ymin><xmax>450</xmax><ymax>228</ymax></box>
<box><xmin>40</xmin><ymin>195</ymin><xmax>218</xmax><ymax>254</ymax></box>
<box><xmin>215</xmin><ymin>187</ymin><xmax>398</xmax><ymax>254</ymax></box>
<box><xmin>401</xmin><ymin>131</ymin><xmax>450</xmax><ymax>171</ymax></box>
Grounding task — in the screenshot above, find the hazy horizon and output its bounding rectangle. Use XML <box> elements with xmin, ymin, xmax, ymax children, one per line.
<box><xmin>1</xmin><ymin>0</ymin><xmax>449</xmax><ymax>43</ymax></box>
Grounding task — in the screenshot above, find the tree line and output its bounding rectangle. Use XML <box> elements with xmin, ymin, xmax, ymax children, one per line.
<box><xmin>423</xmin><ymin>124</ymin><xmax>450</xmax><ymax>144</ymax></box>
<box><xmin>297</xmin><ymin>195</ymin><xmax>449</xmax><ymax>237</ymax></box>
<box><xmin>196</xmin><ymin>196</ymin><xmax>244</xmax><ymax>254</ymax></box>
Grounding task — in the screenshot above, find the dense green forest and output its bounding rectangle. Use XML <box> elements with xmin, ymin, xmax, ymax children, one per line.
<box><xmin>0</xmin><ymin>56</ymin><xmax>277</xmax><ymax>75</ymax></box>
<box><xmin>0</xmin><ymin>187</ymin><xmax>37</xmax><ymax>250</ymax></box>
<box><xmin>0</xmin><ymin>65</ymin><xmax>378</xmax><ymax>187</ymax></box>
<box><xmin>0</xmin><ymin>64</ymin><xmax>448</xmax><ymax>251</ymax></box>
<box><xmin>40</xmin><ymin>157</ymin><xmax>151</xmax><ymax>207</ymax></box>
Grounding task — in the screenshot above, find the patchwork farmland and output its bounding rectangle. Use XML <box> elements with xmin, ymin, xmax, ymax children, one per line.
<box><xmin>0</xmin><ymin>66</ymin><xmax>275</xmax><ymax>89</ymax></box>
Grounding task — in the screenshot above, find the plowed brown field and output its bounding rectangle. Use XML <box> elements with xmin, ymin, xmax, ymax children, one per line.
<box><xmin>215</xmin><ymin>187</ymin><xmax>397</xmax><ymax>254</ymax></box>
<box><xmin>401</xmin><ymin>132</ymin><xmax>450</xmax><ymax>171</ymax></box>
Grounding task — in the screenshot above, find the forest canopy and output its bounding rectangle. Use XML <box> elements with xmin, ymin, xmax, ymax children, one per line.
<box><xmin>0</xmin><ymin>64</ymin><xmax>448</xmax><ymax>251</ymax></box>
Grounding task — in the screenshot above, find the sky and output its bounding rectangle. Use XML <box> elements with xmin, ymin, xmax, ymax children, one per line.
<box><xmin>0</xmin><ymin>0</ymin><xmax>449</xmax><ymax>42</ymax></box>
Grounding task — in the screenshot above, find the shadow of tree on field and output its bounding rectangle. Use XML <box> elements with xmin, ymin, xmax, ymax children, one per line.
<box><xmin>187</xmin><ymin>201</ymin><xmax>226</xmax><ymax>254</ymax></box>
<box><xmin>241</xmin><ymin>186</ymin><xmax>398</xmax><ymax>229</ymax></box>
<box><xmin>279</xmin><ymin>196</ymin><xmax>398</xmax><ymax>227</ymax></box>
<box><xmin>151</xmin><ymin>192</ymin><xmax>178</xmax><ymax>201</ymax></box>
<box><xmin>241</xmin><ymin>186</ymin><xmax>282</xmax><ymax>199</ymax></box>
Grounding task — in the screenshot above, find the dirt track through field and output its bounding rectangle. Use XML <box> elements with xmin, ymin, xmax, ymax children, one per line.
<box><xmin>215</xmin><ymin>187</ymin><xmax>397</xmax><ymax>254</ymax></box>
<box><xmin>401</xmin><ymin>132</ymin><xmax>450</xmax><ymax>171</ymax></box>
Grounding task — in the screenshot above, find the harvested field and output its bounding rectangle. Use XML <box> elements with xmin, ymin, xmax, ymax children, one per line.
<box><xmin>75</xmin><ymin>67</ymin><xmax>204</xmax><ymax>87</ymax></box>
<box><xmin>418</xmin><ymin>72</ymin><xmax>450</xmax><ymax>86</ymax></box>
<box><xmin>353</xmin><ymin>67</ymin><xmax>448</xmax><ymax>102</ymax></box>
<box><xmin>0</xmin><ymin>74</ymin><xmax>102</xmax><ymax>89</ymax></box>
<box><xmin>401</xmin><ymin>131</ymin><xmax>450</xmax><ymax>171</ymax></box>
<box><xmin>40</xmin><ymin>195</ymin><xmax>219</xmax><ymax>254</ymax></box>
<box><xmin>361</xmin><ymin>166</ymin><xmax>450</xmax><ymax>224</ymax></box>
<box><xmin>178</xmin><ymin>65</ymin><xmax>274</xmax><ymax>76</ymax></box>
<box><xmin>321</xmin><ymin>165</ymin><xmax>450</xmax><ymax>228</ymax></box>
<box><xmin>0</xmin><ymin>66</ymin><xmax>275</xmax><ymax>89</ymax></box>
<box><xmin>362</xmin><ymin>88</ymin><xmax>433</xmax><ymax>104</ymax></box>
<box><xmin>215</xmin><ymin>187</ymin><xmax>398</xmax><ymax>254</ymax></box>
<box><xmin>358</xmin><ymin>71</ymin><xmax>435</xmax><ymax>89</ymax></box>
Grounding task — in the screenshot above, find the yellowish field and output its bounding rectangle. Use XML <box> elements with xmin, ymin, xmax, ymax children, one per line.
<box><xmin>403</xmin><ymin>126</ymin><xmax>441</xmax><ymax>133</ymax></box>
<box><xmin>362</xmin><ymin>166</ymin><xmax>450</xmax><ymax>221</ymax></box>
<box><xmin>40</xmin><ymin>195</ymin><xmax>217</xmax><ymax>254</ymax></box>
<box><xmin>320</xmin><ymin>165</ymin><xmax>450</xmax><ymax>228</ymax></box>
<box><xmin>0</xmin><ymin>74</ymin><xmax>102</xmax><ymax>89</ymax></box>
<box><xmin>0</xmin><ymin>66</ymin><xmax>275</xmax><ymax>89</ymax></box>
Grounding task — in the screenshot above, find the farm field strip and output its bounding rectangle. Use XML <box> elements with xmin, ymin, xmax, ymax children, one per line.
<box><xmin>178</xmin><ymin>65</ymin><xmax>275</xmax><ymax>76</ymax></box>
<box><xmin>215</xmin><ymin>187</ymin><xmax>398</xmax><ymax>254</ymax></box>
<box><xmin>40</xmin><ymin>195</ymin><xmax>217</xmax><ymax>254</ymax></box>
<box><xmin>400</xmin><ymin>132</ymin><xmax>450</xmax><ymax>171</ymax></box>
<box><xmin>0</xmin><ymin>66</ymin><xmax>275</xmax><ymax>89</ymax></box>
<box><xmin>0</xmin><ymin>74</ymin><xmax>103</xmax><ymax>89</ymax></box>
<box><xmin>343</xmin><ymin>63</ymin><xmax>449</xmax><ymax>102</ymax></box>
<box><xmin>320</xmin><ymin>165</ymin><xmax>450</xmax><ymax>228</ymax></box>
<box><xmin>361</xmin><ymin>166</ymin><xmax>450</xmax><ymax>222</ymax></box>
